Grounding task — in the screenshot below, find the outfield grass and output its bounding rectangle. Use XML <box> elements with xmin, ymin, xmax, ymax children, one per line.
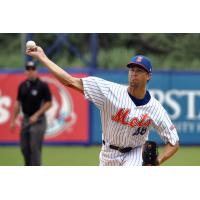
<box><xmin>0</xmin><ymin>146</ymin><xmax>199</xmax><ymax>166</ymax></box>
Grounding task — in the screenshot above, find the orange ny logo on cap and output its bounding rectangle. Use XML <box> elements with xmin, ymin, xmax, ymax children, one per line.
<box><xmin>136</xmin><ymin>56</ymin><xmax>143</xmax><ymax>62</ymax></box>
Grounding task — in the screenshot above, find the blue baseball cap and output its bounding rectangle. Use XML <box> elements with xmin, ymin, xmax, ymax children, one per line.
<box><xmin>127</xmin><ymin>55</ymin><xmax>152</xmax><ymax>73</ymax></box>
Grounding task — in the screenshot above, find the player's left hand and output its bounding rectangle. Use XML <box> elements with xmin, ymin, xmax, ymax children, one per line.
<box><xmin>29</xmin><ymin>114</ymin><xmax>39</xmax><ymax>124</ymax></box>
<box><xmin>142</xmin><ymin>141</ymin><xmax>159</xmax><ymax>166</ymax></box>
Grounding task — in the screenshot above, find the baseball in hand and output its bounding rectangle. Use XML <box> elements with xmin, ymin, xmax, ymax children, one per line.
<box><xmin>26</xmin><ymin>40</ymin><xmax>36</xmax><ymax>50</ymax></box>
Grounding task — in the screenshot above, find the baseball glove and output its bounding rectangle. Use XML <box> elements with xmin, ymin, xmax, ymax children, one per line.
<box><xmin>142</xmin><ymin>141</ymin><xmax>159</xmax><ymax>166</ymax></box>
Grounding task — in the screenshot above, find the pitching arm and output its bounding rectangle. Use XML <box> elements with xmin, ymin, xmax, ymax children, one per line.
<box><xmin>26</xmin><ymin>46</ymin><xmax>84</xmax><ymax>93</ymax></box>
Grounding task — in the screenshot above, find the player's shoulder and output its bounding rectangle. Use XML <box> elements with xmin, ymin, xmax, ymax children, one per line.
<box><xmin>36</xmin><ymin>78</ymin><xmax>49</xmax><ymax>88</ymax></box>
<box><xmin>83</xmin><ymin>76</ymin><xmax>109</xmax><ymax>82</ymax></box>
<box><xmin>37</xmin><ymin>78</ymin><xmax>45</xmax><ymax>84</ymax></box>
<box><xmin>19</xmin><ymin>79</ymin><xmax>28</xmax><ymax>88</ymax></box>
<box><xmin>83</xmin><ymin>76</ymin><xmax>120</xmax><ymax>86</ymax></box>
<box><xmin>149</xmin><ymin>93</ymin><xmax>165</xmax><ymax>110</ymax></box>
<box><xmin>110</xmin><ymin>82</ymin><xmax>128</xmax><ymax>91</ymax></box>
<box><xmin>82</xmin><ymin>76</ymin><xmax>127</xmax><ymax>94</ymax></box>
<box><xmin>20</xmin><ymin>78</ymin><xmax>28</xmax><ymax>84</ymax></box>
<box><xmin>148</xmin><ymin>94</ymin><xmax>168</xmax><ymax>119</ymax></box>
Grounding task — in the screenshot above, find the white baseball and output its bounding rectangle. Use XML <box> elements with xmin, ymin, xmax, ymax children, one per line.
<box><xmin>26</xmin><ymin>40</ymin><xmax>36</xmax><ymax>49</ymax></box>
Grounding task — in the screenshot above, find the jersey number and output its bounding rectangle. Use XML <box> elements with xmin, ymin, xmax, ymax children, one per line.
<box><xmin>132</xmin><ymin>127</ymin><xmax>147</xmax><ymax>136</ymax></box>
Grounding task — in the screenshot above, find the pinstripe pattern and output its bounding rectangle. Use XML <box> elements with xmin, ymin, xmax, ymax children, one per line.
<box><xmin>82</xmin><ymin>76</ymin><xmax>179</xmax><ymax>166</ymax></box>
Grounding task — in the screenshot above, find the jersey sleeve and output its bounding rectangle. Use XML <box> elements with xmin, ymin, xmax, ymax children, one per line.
<box><xmin>42</xmin><ymin>82</ymin><xmax>52</xmax><ymax>102</ymax></box>
<box><xmin>81</xmin><ymin>76</ymin><xmax>111</xmax><ymax>109</ymax></box>
<box><xmin>153</xmin><ymin>106</ymin><xmax>179</xmax><ymax>146</ymax></box>
<box><xmin>17</xmin><ymin>83</ymin><xmax>22</xmax><ymax>102</ymax></box>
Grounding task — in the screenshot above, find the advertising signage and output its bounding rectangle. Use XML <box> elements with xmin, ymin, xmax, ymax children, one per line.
<box><xmin>0</xmin><ymin>73</ymin><xmax>89</xmax><ymax>144</ymax></box>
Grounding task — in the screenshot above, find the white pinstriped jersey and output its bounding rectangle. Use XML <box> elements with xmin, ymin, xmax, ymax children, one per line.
<box><xmin>82</xmin><ymin>76</ymin><xmax>179</xmax><ymax>166</ymax></box>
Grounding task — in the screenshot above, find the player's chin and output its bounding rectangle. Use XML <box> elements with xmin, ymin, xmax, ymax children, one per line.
<box><xmin>130</xmin><ymin>81</ymin><xmax>139</xmax><ymax>88</ymax></box>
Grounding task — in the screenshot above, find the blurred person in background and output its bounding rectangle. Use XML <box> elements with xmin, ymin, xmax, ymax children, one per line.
<box><xmin>10</xmin><ymin>61</ymin><xmax>52</xmax><ymax>166</ymax></box>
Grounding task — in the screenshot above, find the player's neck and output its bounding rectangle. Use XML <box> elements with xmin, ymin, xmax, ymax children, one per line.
<box><xmin>128</xmin><ymin>86</ymin><xmax>146</xmax><ymax>99</ymax></box>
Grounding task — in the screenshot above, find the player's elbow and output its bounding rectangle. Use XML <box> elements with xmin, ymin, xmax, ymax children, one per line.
<box><xmin>172</xmin><ymin>141</ymin><xmax>179</xmax><ymax>153</ymax></box>
<box><xmin>44</xmin><ymin>101</ymin><xmax>52</xmax><ymax>111</ymax></box>
<box><xmin>63</xmin><ymin>76</ymin><xmax>76</xmax><ymax>87</ymax></box>
<box><xmin>175</xmin><ymin>142</ymin><xmax>180</xmax><ymax>150</ymax></box>
<box><xmin>47</xmin><ymin>101</ymin><xmax>52</xmax><ymax>109</ymax></box>
<box><xmin>167</xmin><ymin>141</ymin><xmax>179</xmax><ymax>152</ymax></box>
<box><xmin>67</xmin><ymin>78</ymin><xmax>84</xmax><ymax>93</ymax></box>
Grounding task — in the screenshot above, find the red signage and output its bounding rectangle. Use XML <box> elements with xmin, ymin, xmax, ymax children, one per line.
<box><xmin>0</xmin><ymin>73</ymin><xmax>89</xmax><ymax>144</ymax></box>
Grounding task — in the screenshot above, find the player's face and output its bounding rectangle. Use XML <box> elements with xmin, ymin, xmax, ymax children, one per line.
<box><xmin>128</xmin><ymin>66</ymin><xmax>151</xmax><ymax>88</ymax></box>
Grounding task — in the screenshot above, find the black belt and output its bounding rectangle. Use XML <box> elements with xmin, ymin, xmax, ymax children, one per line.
<box><xmin>102</xmin><ymin>140</ymin><xmax>133</xmax><ymax>153</ymax></box>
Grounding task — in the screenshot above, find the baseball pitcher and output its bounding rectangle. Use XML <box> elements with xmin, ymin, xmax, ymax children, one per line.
<box><xmin>26</xmin><ymin>44</ymin><xmax>179</xmax><ymax>166</ymax></box>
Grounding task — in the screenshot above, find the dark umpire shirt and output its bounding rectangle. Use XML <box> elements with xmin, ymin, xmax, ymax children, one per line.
<box><xmin>17</xmin><ymin>78</ymin><xmax>52</xmax><ymax>117</ymax></box>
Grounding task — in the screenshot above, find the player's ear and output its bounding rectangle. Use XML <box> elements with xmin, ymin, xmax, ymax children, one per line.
<box><xmin>147</xmin><ymin>73</ymin><xmax>152</xmax><ymax>81</ymax></box>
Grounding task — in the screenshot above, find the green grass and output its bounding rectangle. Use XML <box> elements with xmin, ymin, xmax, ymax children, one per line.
<box><xmin>0</xmin><ymin>146</ymin><xmax>199</xmax><ymax>166</ymax></box>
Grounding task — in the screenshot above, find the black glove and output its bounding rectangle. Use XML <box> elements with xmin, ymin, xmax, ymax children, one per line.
<box><xmin>142</xmin><ymin>141</ymin><xmax>159</xmax><ymax>166</ymax></box>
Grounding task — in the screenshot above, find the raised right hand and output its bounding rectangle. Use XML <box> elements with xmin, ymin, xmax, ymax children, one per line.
<box><xmin>26</xmin><ymin>46</ymin><xmax>47</xmax><ymax>60</ymax></box>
